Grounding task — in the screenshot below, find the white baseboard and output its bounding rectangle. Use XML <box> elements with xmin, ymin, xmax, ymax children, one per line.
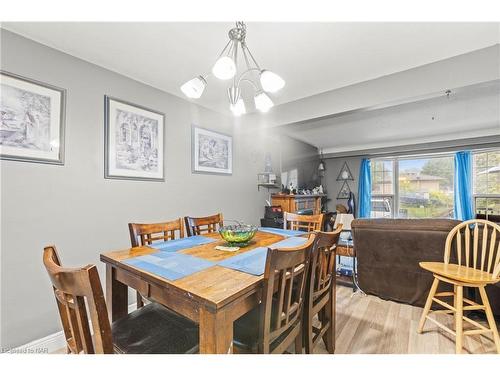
<box><xmin>8</xmin><ymin>303</ymin><xmax>137</xmax><ymax>354</ymax></box>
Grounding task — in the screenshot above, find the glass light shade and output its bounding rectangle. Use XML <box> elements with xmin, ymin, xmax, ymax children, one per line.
<box><xmin>254</xmin><ymin>92</ymin><xmax>274</xmax><ymax>113</ymax></box>
<box><xmin>180</xmin><ymin>76</ymin><xmax>206</xmax><ymax>98</ymax></box>
<box><xmin>212</xmin><ymin>56</ymin><xmax>236</xmax><ymax>80</ymax></box>
<box><xmin>230</xmin><ymin>98</ymin><xmax>246</xmax><ymax>116</ymax></box>
<box><xmin>318</xmin><ymin>161</ymin><xmax>325</xmax><ymax>171</ymax></box>
<box><xmin>260</xmin><ymin>70</ymin><xmax>285</xmax><ymax>93</ymax></box>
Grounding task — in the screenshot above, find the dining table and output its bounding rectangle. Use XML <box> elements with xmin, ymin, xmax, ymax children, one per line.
<box><xmin>100</xmin><ymin>228</ymin><xmax>308</xmax><ymax>354</ymax></box>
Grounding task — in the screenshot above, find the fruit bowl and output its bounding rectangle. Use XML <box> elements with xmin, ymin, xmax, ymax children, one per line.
<box><xmin>219</xmin><ymin>224</ymin><xmax>257</xmax><ymax>246</ymax></box>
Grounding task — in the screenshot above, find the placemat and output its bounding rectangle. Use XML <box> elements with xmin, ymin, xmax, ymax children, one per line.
<box><xmin>217</xmin><ymin>247</ymin><xmax>268</xmax><ymax>276</ymax></box>
<box><xmin>269</xmin><ymin>236</ymin><xmax>308</xmax><ymax>248</ymax></box>
<box><xmin>123</xmin><ymin>252</ymin><xmax>215</xmax><ymax>281</ymax></box>
<box><xmin>258</xmin><ymin>227</ymin><xmax>306</xmax><ymax>237</ymax></box>
<box><xmin>148</xmin><ymin>235</ymin><xmax>216</xmax><ymax>252</ymax></box>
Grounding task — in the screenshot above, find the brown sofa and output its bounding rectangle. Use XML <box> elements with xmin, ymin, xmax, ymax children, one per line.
<box><xmin>351</xmin><ymin>218</ymin><xmax>500</xmax><ymax>316</ymax></box>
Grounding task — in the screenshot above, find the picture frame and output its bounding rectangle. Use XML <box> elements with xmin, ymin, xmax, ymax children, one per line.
<box><xmin>192</xmin><ymin>125</ymin><xmax>233</xmax><ymax>175</ymax></box>
<box><xmin>104</xmin><ymin>96</ymin><xmax>165</xmax><ymax>181</ymax></box>
<box><xmin>0</xmin><ymin>70</ymin><xmax>66</xmax><ymax>164</ymax></box>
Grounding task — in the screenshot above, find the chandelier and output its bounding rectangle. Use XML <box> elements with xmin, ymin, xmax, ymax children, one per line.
<box><xmin>180</xmin><ymin>22</ymin><xmax>285</xmax><ymax>116</ymax></box>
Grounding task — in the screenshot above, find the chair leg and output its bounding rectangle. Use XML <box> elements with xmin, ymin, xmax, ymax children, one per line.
<box><xmin>322</xmin><ymin>291</ymin><xmax>336</xmax><ymax>354</ymax></box>
<box><xmin>136</xmin><ymin>291</ymin><xmax>144</xmax><ymax>309</ymax></box>
<box><xmin>478</xmin><ymin>286</ymin><xmax>500</xmax><ymax>354</ymax></box>
<box><xmin>417</xmin><ymin>277</ymin><xmax>439</xmax><ymax>333</ymax></box>
<box><xmin>295</xmin><ymin>332</ymin><xmax>303</xmax><ymax>354</ymax></box>
<box><xmin>455</xmin><ymin>285</ymin><xmax>463</xmax><ymax>354</ymax></box>
<box><xmin>304</xmin><ymin>309</ymin><xmax>314</xmax><ymax>354</ymax></box>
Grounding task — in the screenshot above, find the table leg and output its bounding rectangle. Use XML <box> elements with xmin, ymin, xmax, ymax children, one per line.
<box><xmin>199</xmin><ymin>307</ymin><xmax>234</xmax><ymax>354</ymax></box>
<box><xmin>106</xmin><ymin>264</ymin><xmax>128</xmax><ymax>322</ymax></box>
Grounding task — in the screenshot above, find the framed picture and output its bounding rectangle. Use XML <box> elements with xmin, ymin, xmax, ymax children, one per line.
<box><xmin>104</xmin><ymin>96</ymin><xmax>164</xmax><ymax>181</ymax></box>
<box><xmin>192</xmin><ymin>125</ymin><xmax>232</xmax><ymax>175</ymax></box>
<box><xmin>0</xmin><ymin>71</ymin><xmax>66</xmax><ymax>164</ymax></box>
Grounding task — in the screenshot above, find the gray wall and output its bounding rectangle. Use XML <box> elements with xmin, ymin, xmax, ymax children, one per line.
<box><xmin>0</xmin><ymin>30</ymin><xmax>314</xmax><ymax>347</ymax></box>
<box><xmin>280</xmin><ymin>136</ymin><xmax>319</xmax><ymax>189</ymax></box>
<box><xmin>323</xmin><ymin>156</ymin><xmax>362</xmax><ymax>213</ymax></box>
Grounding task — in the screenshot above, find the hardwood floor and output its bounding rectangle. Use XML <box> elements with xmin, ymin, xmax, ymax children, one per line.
<box><xmin>312</xmin><ymin>285</ymin><xmax>499</xmax><ymax>354</ymax></box>
<box><xmin>51</xmin><ymin>285</ymin><xmax>499</xmax><ymax>354</ymax></box>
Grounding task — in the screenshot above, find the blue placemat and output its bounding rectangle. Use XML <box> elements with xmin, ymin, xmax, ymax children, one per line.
<box><xmin>258</xmin><ymin>227</ymin><xmax>306</xmax><ymax>237</ymax></box>
<box><xmin>148</xmin><ymin>235</ymin><xmax>216</xmax><ymax>252</ymax></box>
<box><xmin>217</xmin><ymin>247</ymin><xmax>268</xmax><ymax>276</ymax></box>
<box><xmin>123</xmin><ymin>252</ymin><xmax>215</xmax><ymax>281</ymax></box>
<box><xmin>269</xmin><ymin>236</ymin><xmax>308</xmax><ymax>249</ymax></box>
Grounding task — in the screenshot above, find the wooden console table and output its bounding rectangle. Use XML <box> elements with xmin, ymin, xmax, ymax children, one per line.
<box><xmin>271</xmin><ymin>194</ymin><xmax>325</xmax><ymax>215</ymax></box>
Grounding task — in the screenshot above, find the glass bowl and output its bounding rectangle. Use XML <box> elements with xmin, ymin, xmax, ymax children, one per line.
<box><xmin>219</xmin><ymin>224</ymin><xmax>257</xmax><ymax>246</ymax></box>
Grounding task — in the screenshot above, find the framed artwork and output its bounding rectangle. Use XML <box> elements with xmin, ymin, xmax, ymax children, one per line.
<box><xmin>104</xmin><ymin>96</ymin><xmax>164</xmax><ymax>181</ymax></box>
<box><xmin>0</xmin><ymin>71</ymin><xmax>66</xmax><ymax>164</ymax></box>
<box><xmin>192</xmin><ymin>125</ymin><xmax>232</xmax><ymax>175</ymax></box>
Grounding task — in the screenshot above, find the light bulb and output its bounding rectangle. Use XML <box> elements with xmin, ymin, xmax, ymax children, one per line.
<box><xmin>230</xmin><ymin>98</ymin><xmax>246</xmax><ymax>116</ymax></box>
<box><xmin>260</xmin><ymin>70</ymin><xmax>285</xmax><ymax>93</ymax></box>
<box><xmin>212</xmin><ymin>56</ymin><xmax>236</xmax><ymax>80</ymax></box>
<box><xmin>254</xmin><ymin>92</ymin><xmax>274</xmax><ymax>113</ymax></box>
<box><xmin>180</xmin><ymin>76</ymin><xmax>206</xmax><ymax>98</ymax></box>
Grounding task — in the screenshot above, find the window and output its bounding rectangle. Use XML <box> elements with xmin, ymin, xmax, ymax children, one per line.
<box><xmin>370</xmin><ymin>159</ymin><xmax>394</xmax><ymax>218</ymax></box>
<box><xmin>398</xmin><ymin>156</ymin><xmax>454</xmax><ymax>218</ymax></box>
<box><xmin>473</xmin><ymin>150</ymin><xmax>500</xmax><ymax>217</ymax></box>
<box><xmin>370</xmin><ymin>155</ymin><xmax>454</xmax><ymax>219</ymax></box>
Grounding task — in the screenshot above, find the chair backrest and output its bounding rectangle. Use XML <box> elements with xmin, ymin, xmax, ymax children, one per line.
<box><xmin>184</xmin><ymin>213</ymin><xmax>224</xmax><ymax>237</ymax></box>
<box><xmin>128</xmin><ymin>218</ymin><xmax>184</xmax><ymax>247</ymax></box>
<box><xmin>307</xmin><ymin>227</ymin><xmax>343</xmax><ymax>307</ymax></box>
<box><xmin>43</xmin><ymin>246</ymin><xmax>113</xmax><ymax>354</ymax></box>
<box><xmin>259</xmin><ymin>234</ymin><xmax>316</xmax><ymax>354</ymax></box>
<box><xmin>283</xmin><ymin>212</ymin><xmax>324</xmax><ymax>232</ymax></box>
<box><xmin>444</xmin><ymin>219</ymin><xmax>500</xmax><ymax>279</ymax></box>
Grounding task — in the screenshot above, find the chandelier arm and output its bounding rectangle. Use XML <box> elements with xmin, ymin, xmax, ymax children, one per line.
<box><xmin>235</xmin><ymin>67</ymin><xmax>261</xmax><ymax>89</ymax></box>
<box><xmin>238</xmin><ymin>78</ymin><xmax>259</xmax><ymax>91</ymax></box>
<box><xmin>241</xmin><ymin>44</ymin><xmax>252</xmax><ymax>71</ymax></box>
<box><xmin>217</xmin><ymin>39</ymin><xmax>232</xmax><ymax>60</ymax></box>
<box><xmin>243</xmin><ymin>43</ymin><xmax>261</xmax><ymax>71</ymax></box>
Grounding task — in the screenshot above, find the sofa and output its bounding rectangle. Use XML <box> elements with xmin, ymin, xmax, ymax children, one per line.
<box><xmin>351</xmin><ymin>218</ymin><xmax>500</xmax><ymax>316</ymax></box>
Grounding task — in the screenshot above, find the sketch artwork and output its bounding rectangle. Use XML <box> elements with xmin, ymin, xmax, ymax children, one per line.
<box><xmin>105</xmin><ymin>96</ymin><xmax>164</xmax><ymax>181</ymax></box>
<box><xmin>192</xmin><ymin>126</ymin><xmax>232</xmax><ymax>175</ymax></box>
<box><xmin>0</xmin><ymin>71</ymin><xmax>65</xmax><ymax>164</ymax></box>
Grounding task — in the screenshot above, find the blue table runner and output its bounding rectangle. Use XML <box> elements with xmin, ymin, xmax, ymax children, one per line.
<box><xmin>217</xmin><ymin>247</ymin><xmax>268</xmax><ymax>276</ymax></box>
<box><xmin>148</xmin><ymin>235</ymin><xmax>216</xmax><ymax>252</ymax></box>
<box><xmin>258</xmin><ymin>227</ymin><xmax>306</xmax><ymax>237</ymax></box>
<box><xmin>123</xmin><ymin>252</ymin><xmax>214</xmax><ymax>281</ymax></box>
<box><xmin>268</xmin><ymin>236</ymin><xmax>308</xmax><ymax>248</ymax></box>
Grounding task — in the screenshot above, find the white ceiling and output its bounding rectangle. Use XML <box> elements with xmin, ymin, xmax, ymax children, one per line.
<box><xmin>282</xmin><ymin>81</ymin><xmax>500</xmax><ymax>154</ymax></box>
<box><xmin>2</xmin><ymin>22</ymin><xmax>499</xmax><ymax>115</ymax></box>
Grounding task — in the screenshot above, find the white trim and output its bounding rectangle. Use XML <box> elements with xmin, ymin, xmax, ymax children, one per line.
<box><xmin>6</xmin><ymin>303</ymin><xmax>137</xmax><ymax>354</ymax></box>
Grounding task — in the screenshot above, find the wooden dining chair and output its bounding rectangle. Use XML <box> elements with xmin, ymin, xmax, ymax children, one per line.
<box><xmin>283</xmin><ymin>212</ymin><xmax>324</xmax><ymax>232</ymax></box>
<box><xmin>303</xmin><ymin>227</ymin><xmax>343</xmax><ymax>354</ymax></box>
<box><xmin>184</xmin><ymin>213</ymin><xmax>224</xmax><ymax>237</ymax></box>
<box><xmin>43</xmin><ymin>246</ymin><xmax>199</xmax><ymax>354</ymax></box>
<box><xmin>233</xmin><ymin>234</ymin><xmax>316</xmax><ymax>354</ymax></box>
<box><xmin>128</xmin><ymin>218</ymin><xmax>185</xmax><ymax>307</ymax></box>
<box><xmin>417</xmin><ymin>219</ymin><xmax>500</xmax><ymax>354</ymax></box>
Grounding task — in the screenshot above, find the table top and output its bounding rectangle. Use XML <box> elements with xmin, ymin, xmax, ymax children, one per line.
<box><xmin>100</xmin><ymin>230</ymin><xmax>286</xmax><ymax>310</ymax></box>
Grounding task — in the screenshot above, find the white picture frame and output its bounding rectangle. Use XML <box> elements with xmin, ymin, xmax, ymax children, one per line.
<box><xmin>104</xmin><ymin>96</ymin><xmax>165</xmax><ymax>181</ymax></box>
<box><xmin>0</xmin><ymin>71</ymin><xmax>66</xmax><ymax>164</ymax></box>
<box><xmin>192</xmin><ymin>125</ymin><xmax>233</xmax><ymax>175</ymax></box>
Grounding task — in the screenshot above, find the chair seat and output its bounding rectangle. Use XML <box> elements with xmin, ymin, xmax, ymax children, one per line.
<box><xmin>112</xmin><ymin>302</ymin><xmax>199</xmax><ymax>354</ymax></box>
<box><xmin>419</xmin><ymin>262</ymin><xmax>499</xmax><ymax>285</ymax></box>
<box><xmin>233</xmin><ymin>306</ymin><xmax>298</xmax><ymax>353</ymax></box>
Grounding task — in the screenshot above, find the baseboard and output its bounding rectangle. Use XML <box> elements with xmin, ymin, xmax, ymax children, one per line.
<box><xmin>8</xmin><ymin>302</ymin><xmax>137</xmax><ymax>354</ymax></box>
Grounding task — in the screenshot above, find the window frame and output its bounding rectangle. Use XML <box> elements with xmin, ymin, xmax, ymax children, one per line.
<box><xmin>472</xmin><ymin>149</ymin><xmax>500</xmax><ymax>217</ymax></box>
<box><xmin>370</xmin><ymin>158</ymin><xmax>396</xmax><ymax>218</ymax></box>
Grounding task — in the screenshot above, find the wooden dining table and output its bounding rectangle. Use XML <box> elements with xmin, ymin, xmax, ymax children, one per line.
<box><xmin>100</xmin><ymin>230</ymin><xmax>289</xmax><ymax>354</ymax></box>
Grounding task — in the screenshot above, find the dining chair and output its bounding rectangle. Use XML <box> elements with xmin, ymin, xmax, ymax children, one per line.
<box><xmin>417</xmin><ymin>219</ymin><xmax>500</xmax><ymax>354</ymax></box>
<box><xmin>43</xmin><ymin>245</ymin><xmax>199</xmax><ymax>354</ymax></box>
<box><xmin>184</xmin><ymin>213</ymin><xmax>224</xmax><ymax>237</ymax></box>
<box><xmin>233</xmin><ymin>233</ymin><xmax>316</xmax><ymax>354</ymax></box>
<box><xmin>283</xmin><ymin>212</ymin><xmax>324</xmax><ymax>232</ymax></box>
<box><xmin>304</xmin><ymin>227</ymin><xmax>343</xmax><ymax>354</ymax></box>
<box><xmin>128</xmin><ymin>218</ymin><xmax>185</xmax><ymax>308</ymax></box>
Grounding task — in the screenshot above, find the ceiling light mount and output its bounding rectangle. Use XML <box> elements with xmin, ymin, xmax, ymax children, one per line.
<box><xmin>180</xmin><ymin>21</ymin><xmax>285</xmax><ymax>116</ymax></box>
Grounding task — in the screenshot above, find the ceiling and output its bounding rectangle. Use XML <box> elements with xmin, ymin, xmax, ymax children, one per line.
<box><xmin>2</xmin><ymin>22</ymin><xmax>499</xmax><ymax>115</ymax></box>
<box><xmin>282</xmin><ymin>81</ymin><xmax>500</xmax><ymax>154</ymax></box>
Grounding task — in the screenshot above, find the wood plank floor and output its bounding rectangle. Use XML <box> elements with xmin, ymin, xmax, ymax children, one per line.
<box><xmin>312</xmin><ymin>285</ymin><xmax>499</xmax><ymax>354</ymax></box>
<box><xmin>51</xmin><ymin>285</ymin><xmax>499</xmax><ymax>354</ymax></box>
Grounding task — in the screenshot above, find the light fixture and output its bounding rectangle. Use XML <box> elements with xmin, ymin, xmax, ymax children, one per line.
<box><xmin>254</xmin><ymin>92</ymin><xmax>274</xmax><ymax>113</ymax></box>
<box><xmin>180</xmin><ymin>76</ymin><xmax>207</xmax><ymax>98</ymax></box>
<box><xmin>180</xmin><ymin>22</ymin><xmax>285</xmax><ymax>116</ymax></box>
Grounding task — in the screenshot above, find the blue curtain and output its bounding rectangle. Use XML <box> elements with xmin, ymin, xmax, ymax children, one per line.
<box><xmin>358</xmin><ymin>158</ymin><xmax>371</xmax><ymax>218</ymax></box>
<box><xmin>454</xmin><ymin>151</ymin><xmax>474</xmax><ymax>221</ymax></box>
